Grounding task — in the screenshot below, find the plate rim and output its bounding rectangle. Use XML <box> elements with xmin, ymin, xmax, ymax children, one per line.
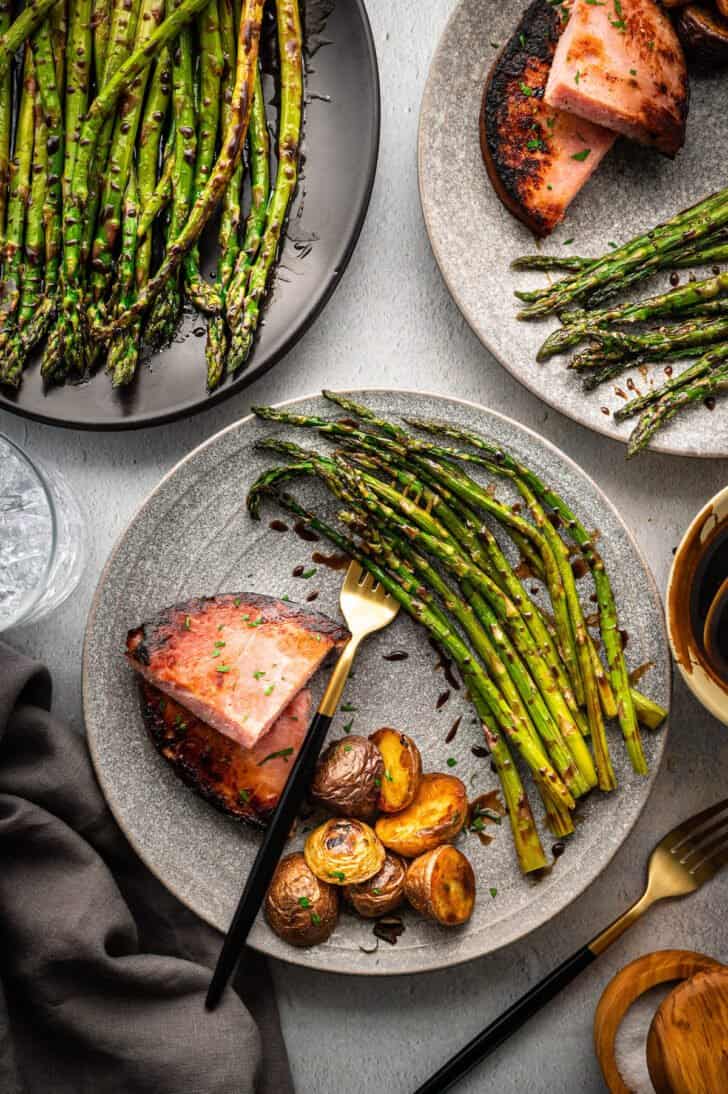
<box><xmin>0</xmin><ymin>0</ymin><xmax>381</xmax><ymax>432</ymax></box>
<box><xmin>416</xmin><ymin>0</ymin><xmax>722</xmax><ymax>461</ymax></box>
<box><xmin>83</xmin><ymin>386</ymin><xmax>671</xmax><ymax>975</ymax></box>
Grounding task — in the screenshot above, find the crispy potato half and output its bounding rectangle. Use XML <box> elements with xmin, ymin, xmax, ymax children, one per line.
<box><xmin>375</xmin><ymin>772</ymin><xmax>467</xmax><ymax>858</ymax></box>
<box><xmin>304</xmin><ymin>818</ymin><xmax>386</xmax><ymax>886</ymax></box>
<box><xmin>405</xmin><ymin>846</ymin><xmax>476</xmax><ymax>926</ymax></box>
<box><xmin>370</xmin><ymin>728</ymin><xmax>422</xmax><ymax>813</ymax></box>
<box><xmin>343</xmin><ymin>852</ymin><xmax>407</xmax><ymax>918</ymax></box>
<box><xmin>311</xmin><ymin>735</ymin><xmax>383</xmax><ymax>820</ymax></box>
<box><xmin>265</xmin><ymin>853</ymin><xmax>339</xmax><ymax>947</ymax></box>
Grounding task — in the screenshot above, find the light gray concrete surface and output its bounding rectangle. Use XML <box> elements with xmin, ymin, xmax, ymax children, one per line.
<box><xmin>2</xmin><ymin>1</ymin><xmax>728</xmax><ymax>1091</ymax></box>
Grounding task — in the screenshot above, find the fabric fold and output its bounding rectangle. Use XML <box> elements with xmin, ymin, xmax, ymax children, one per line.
<box><xmin>0</xmin><ymin>641</ymin><xmax>292</xmax><ymax>1094</ymax></box>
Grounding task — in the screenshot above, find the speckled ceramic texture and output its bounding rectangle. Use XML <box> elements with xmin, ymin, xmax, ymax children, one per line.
<box><xmin>418</xmin><ymin>0</ymin><xmax>728</xmax><ymax>457</ymax></box>
<box><xmin>83</xmin><ymin>390</ymin><xmax>670</xmax><ymax>975</ymax></box>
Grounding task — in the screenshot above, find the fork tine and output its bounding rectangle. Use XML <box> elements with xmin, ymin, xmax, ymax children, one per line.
<box><xmin>690</xmin><ymin>842</ymin><xmax>728</xmax><ymax>886</ymax></box>
<box><xmin>686</xmin><ymin>827</ymin><xmax>728</xmax><ymax>867</ymax></box>
<box><xmin>345</xmin><ymin>561</ymin><xmax>364</xmax><ymax>586</ymax></box>
<box><xmin>678</xmin><ymin>813</ymin><xmax>728</xmax><ymax>864</ymax></box>
<box><xmin>667</xmin><ymin>797</ymin><xmax>728</xmax><ymax>853</ymax></box>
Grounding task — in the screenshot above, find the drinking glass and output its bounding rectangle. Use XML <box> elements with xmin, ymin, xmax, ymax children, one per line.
<box><xmin>0</xmin><ymin>433</ymin><xmax>86</xmax><ymax>631</ymax></box>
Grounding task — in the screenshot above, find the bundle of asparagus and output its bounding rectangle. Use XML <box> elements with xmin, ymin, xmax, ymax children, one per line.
<box><xmin>513</xmin><ymin>187</ymin><xmax>728</xmax><ymax>455</ymax></box>
<box><xmin>245</xmin><ymin>391</ymin><xmax>668</xmax><ymax>874</ymax></box>
<box><xmin>0</xmin><ymin>0</ymin><xmax>302</xmax><ymax>391</ymax></box>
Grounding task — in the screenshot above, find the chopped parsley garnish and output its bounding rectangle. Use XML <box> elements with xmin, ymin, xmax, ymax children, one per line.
<box><xmin>341</xmin><ymin>702</ymin><xmax>357</xmax><ymax>712</ymax></box>
<box><xmin>372</xmin><ymin>888</ymin><xmax>382</xmax><ymax>896</ymax></box>
<box><xmin>571</xmin><ymin>148</ymin><xmax>591</xmax><ymax>162</ymax></box>
<box><xmin>216</xmin><ymin>664</ymin><xmax>231</xmax><ymax>673</ymax></box>
<box><xmin>311</xmin><ymin>912</ymin><xmax>322</xmax><ymax>926</ymax></box>
<box><xmin>546</xmin><ymin>116</ymin><xmax>556</xmax><ymax>130</ymax></box>
<box><xmin>264</xmin><ymin>684</ymin><xmax>275</xmax><ymax>696</ymax></box>
<box><xmin>446</xmin><ymin>757</ymin><xmax>457</xmax><ymax>767</ymax></box>
<box><xmin>300</xmin><ymin>568</ymin><xmax>317</xmax><ymax>579</ymax></box>
<box><xmin>343</xmin><ymin>720</ymin><xmax>354</xmax><ymax>734</ymax></box>
<box><xmin>253</xmin><ymin>670</ymin><xmax>266</xmax><ymax>679</ymax></box>
<box><xmin>563</xmin><ymin>238</ymin><xmax>574</xmax><ymax>245</ymax></box>
<box><xmin>519</xmin><ymin>32</ymin><xmax>526</xmax><ymax>47</ymax></box>
<box><xmin>374</xmin><ymin>777</ymin><xmax>382</xmax><ymax>788</ymax></box>
<box><xmin>526</xmin><ymin>138</ymin><xmax>544</xmax><ymax>152</ymax></box>
<box><xmin>233</xmin><ymin>598</ymin><xmax>241</xmax><ymax>608</ymax></box>
<box><xmin>184</xmin><ymin>615</ymin><xmax>191</xmax><ymax>630</ymax></box>
<box><xmin>174</xmin><ymin>714</ymin><xmax>188</xmax><ymax>732</ymax></box>
<box><xmin>258</xmin><ymin>747</ymin><xmax>294</xmax><ymax>766</ymax></box>
<box><xmin>546</xmin><ymin>184</ymin><xmax>553</xmax><ymax>191</ymax></box>
<box><xmin>281</xmin><ymin>594</ymin><xmax>290</xmax><ymax>602</ymax></box>
<box><xmin>574</xmin><ymin>69</ymin><xmax>583</xmax><ymax>85</ymax></box>
<box><xmin>298</xmin><ymin>896</ymin><xmax>311</xmax><ymax>909</ymax></box>
<box><xmin>629</xmin><ymin>68</ymin><xmax>637</xmax><ymax>76</ymax></box>
<box><xmin>242</xmin><ymin>613</ymin><xmax>250</xmax><ymax>620</ymax></box>
<box><xmin>647</xmin><ymin>38</ymin><xmax>654</xmax><ymax>49</ymax></box>
<box><xmin>385</xmin><ymin>770</ymin><xmax>394</xmax><ymax>782</ymax></box>
<box><xmin>343</xmin><ymin>744</ymin><xmax>353</xmax><ymax>752</ymax></box>
<box><xmin>489</xmin><ymin>887</ymin><xmax>498</xmax><ymax>899</ymax></box>
<box><xmin>608</xmin><ymin>240</ymin><xmax>618</xmax><ymax>248</ymax></box>
<box><xmin>610</xmin><ymin>18</ymin><xmax>626</xmax><ymax>29</ymax></box>
<box><xmin>247</xmin><ymin>618</ymin><xmax>263</xmax><ymax>628</ymax></box>
<box><xmin>238</xmin><ymin>788</ymin><xmax>250</xmax><ymax>803</ymax></box>
<box><xmin>215</xmin><ymin>639</ymin><xmax>225</xmax><ymax>648</ymax></box>
<box><xmin>212</xmin><ymin>650</ymin><xmax>221</xmax><ymax>658</ymax></box>
<box><xmin>519</xmin><ymin>82</ymin><xmax>534</xmax><ymax>97</ymax></box>
<box><xmin>327</xmin><ymin>870</ymin><xmax>346</xmax><ymax>882</ymax></box>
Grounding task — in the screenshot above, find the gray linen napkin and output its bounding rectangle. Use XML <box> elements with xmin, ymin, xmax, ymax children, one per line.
<box><xmin>0</xmin><ymin>641</ymin><xmax>293</xmax><ymax>1094</ymax></box>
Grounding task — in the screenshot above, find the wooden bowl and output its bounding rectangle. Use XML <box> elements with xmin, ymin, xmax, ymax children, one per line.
<box><xmin>594</xmin><ymin>949</ymin><xmax>725</xmax><ymax>1093</ymax></box>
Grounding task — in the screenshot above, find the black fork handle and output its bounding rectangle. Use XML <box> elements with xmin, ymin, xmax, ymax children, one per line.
<box><xmin>413</xmin><ymin>945</ymin><xmax>597</xmax><ymax>1093</ymax></box>
<box><xmin>205</xmin><ymin>709</ymin><xmax>333</xmax><ymax>1010</ymax></box>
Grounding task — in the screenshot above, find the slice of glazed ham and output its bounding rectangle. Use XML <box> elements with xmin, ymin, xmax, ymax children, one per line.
<box><xmin>140</xmin><ymin>683</ymin><xmax>311</xmax><ymax>827</ymax></box>
<box><xmin>126</xmin><ymin>593</ymin><xmax>349</xmax><ymax>751</ymax></box>
<box><xmin>482</xmin><ymin>0</ymin><xmax>616</xmax><ymax>236</ymax></box>
<box><xmin>544</xmin><ymin>0</ymin><xmax>688</xmax><ymax>157</ymax></box>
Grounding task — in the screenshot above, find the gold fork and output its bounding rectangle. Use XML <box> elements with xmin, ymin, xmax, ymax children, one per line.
<box><xmin>207</xmin><ymin>561</ymin><xmax>399</xmax><ymax>1008</ymax></box>
<box><xmin>318</xmin><ymin>560</ymin><xmax>401</xmax><ymax>717</ymax></box>
<box><xmin>415</xmin><ymin>796</ymin><xmax>728</xmax><ymax>1093</ymax></box>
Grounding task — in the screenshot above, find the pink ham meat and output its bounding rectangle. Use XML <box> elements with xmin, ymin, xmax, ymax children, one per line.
<box><xmin>482</xmin><ymin>0</ymin><xmax>616</xmax><ymax>236</ymax></box>
<box><xmin>139</xmin><ymin>682</ymin><xmax>312</xmax><ymax>828</ymax></box>
<box><xmin>544</xmin><ymin>0</ymin><xmax>689</xmax><ymax>157</ymax></box>
<box><xmin>126</xmin><ymin>593</ymin><xmax>349</xmax><ymax>751</ymax></box>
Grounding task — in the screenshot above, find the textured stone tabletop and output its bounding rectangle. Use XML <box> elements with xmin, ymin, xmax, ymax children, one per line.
<box><xmin>3</xmin><ymin>1</ymin><xmax>728</xmax><ymax>1090</ymax></box>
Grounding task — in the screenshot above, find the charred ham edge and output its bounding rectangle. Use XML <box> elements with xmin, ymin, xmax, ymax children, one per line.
<box><xmin>545</xmin><ymin>0</ymin><xmax>689</xmax><ymax>158</ymax></box>
<box><xmin>126</xmin><ymin>593</ymin><xmax>349</xmax><ymax>751</ymax></box>
<box><xmin>141</xmin><ymin>682</ymin><xmax>312</xmax><ymax>829</ymax></box>
<box><xmin>482</xmin><ymin>0</ymin><xmax>616</xmax><ymax>237</ymax></box>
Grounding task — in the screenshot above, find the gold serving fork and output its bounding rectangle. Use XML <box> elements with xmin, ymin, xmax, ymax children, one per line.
<box><xmin>207</xmin><ymin>561</ymin><xmax>399</xmax><ymax>1008</ymax></box>
<box><xmin>416</xmin><ymin>796</ymin><xmax>728</xmax><ymax>1093</ymax></box>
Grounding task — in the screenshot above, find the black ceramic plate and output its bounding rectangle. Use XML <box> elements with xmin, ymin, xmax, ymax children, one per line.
<box><xmin>0</xmin><ymin>0</ymin><xmax>379</xmax><ymax>430</ymax></box>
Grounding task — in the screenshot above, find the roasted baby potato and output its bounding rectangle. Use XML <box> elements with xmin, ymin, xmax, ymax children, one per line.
<box><xmin>405</xmin><ymin>846</ymin><xmax>476</xmax><ymax>926</ymax></box>
<box><xmin>343</xmin><ymin>852</ymin><xmax>407</xmax><ymax>918</ymax></box>
<box><xmin>677</xmin><ymin>5</ymin><xmax>728</xmax><ymax>66</ymax></box>
<box><xmin>265</xmin><ymin>852</ymin><xmax>339</xmax><ymax>947</ymax></box>
<box><xmin>374</xmin><ymin>773</ymin><xmax>468</xmax><ymax>858</ymax></box>
<box><xmin>369</xmin><ymin>728</ymin><xmax>422</xmax><ymax>813</ymax></box>
<box><xmin>304</xmin><ymin>817</ymin><xmax>386</xmax><ymax>885</ymax></box>
<box><xmin>311</xmin><ymin>735</ymin><xmax>383</xmax><ymax>820</ymax></box>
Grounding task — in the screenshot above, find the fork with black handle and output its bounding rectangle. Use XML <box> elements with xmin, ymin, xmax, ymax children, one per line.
<box><xmin>414</xmin><ymin>796</ymin><xmax>728</xmax><ymax>1093</ymax></box>
<box><xmin>206</xmin><ymin>562</ymin><xmax>399</xmax><ymax>1010</ymax></box>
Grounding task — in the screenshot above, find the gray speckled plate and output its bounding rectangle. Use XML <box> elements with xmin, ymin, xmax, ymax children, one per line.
<box><xmin>83</xmin><ymin>390</ymin><xmax>670</xmax><ymax>975</ymax></box>
<box><xmin>418</xmin><ymin>0</ymin><xmax>728</xmax><ymax>457</ymax></box>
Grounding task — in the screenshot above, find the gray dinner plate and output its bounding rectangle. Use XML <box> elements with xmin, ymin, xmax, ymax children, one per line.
<box><xmin>418</xmin><ymin>0</ymin><xmax>728</xmax><ymax>457</ymax></box>
<box><xmin>83</xmin><ymin>389</ymin><xmax>670</xmax><ymax>975</ymax></box>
